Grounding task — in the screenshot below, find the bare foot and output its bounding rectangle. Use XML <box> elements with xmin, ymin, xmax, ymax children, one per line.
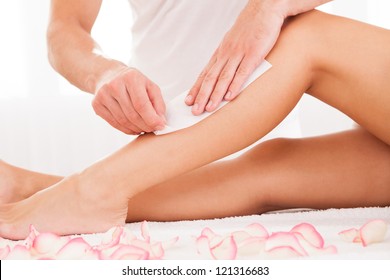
<box><xmin>0</xmin><ymin>160</ymin><xmax>62</xmax><ymax>204</ymax></box>
<box><xmin>0</xmin><ymin>175</ymin><xmax>128</xmax><ymax>240</ymax></box>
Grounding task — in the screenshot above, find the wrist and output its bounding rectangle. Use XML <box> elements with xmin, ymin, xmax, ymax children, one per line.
<box><xmin>247</xmin><ymin>0</ymin><xmax>289</xmax><ymax>20</ymax></box>
<box><xmin>86</xmin><ymin>58</ymin><xmax>128</xmax><ymax>94</ymax></box>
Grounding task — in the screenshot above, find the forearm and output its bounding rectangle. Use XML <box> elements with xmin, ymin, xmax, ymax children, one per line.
<box><xmin>47</xmin><ymin>21</ymin><xmax>127</xmax><ymax>94</ymax></box>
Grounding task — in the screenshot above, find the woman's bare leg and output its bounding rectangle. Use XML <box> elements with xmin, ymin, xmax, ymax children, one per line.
<box><xmin>1</xmin><ymin>10</ymin><xmax>389</xmax><ymax>239</ymax></box>
<box><xmin>0</xmin><ymin>161</ymin><xmax>62</xmax><ymax>204</ymax></box>
<box><xmin>127</xmin><ymin>128</ymin><xmax>390</xmax><ymax>222</ymax></box>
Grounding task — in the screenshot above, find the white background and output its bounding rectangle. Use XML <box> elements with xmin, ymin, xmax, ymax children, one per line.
<box><xmin>0</xmin><ymin>0</ymin><xmax>389</xmax><ymax>175</ymax></box>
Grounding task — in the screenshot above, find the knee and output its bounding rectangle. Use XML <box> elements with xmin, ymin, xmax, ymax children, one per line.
<box><xmin>243</xmin><ymin>137</ymin><xmax>296</xmax><ymax>164</ymax></box>
<box><xmin>266</xmin><ymin>10</ymin><xmax>325</xmax><ymax>85</ymax></box>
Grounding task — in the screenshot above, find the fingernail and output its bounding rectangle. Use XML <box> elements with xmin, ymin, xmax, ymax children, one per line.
<box><xmin>206</xmin><ymin>101</ymin><xmax>213</xmax><ymax>111</ymax></box>
<box><xmin>192</xmin><ymin>103</ymin><xmax>199</xmax><ymax>113</ymax></box>
<box><xmin>225</xmin><ymin>91</ymin><xmax>232</xmax><ymax>100</ymax></box>
<box><xmin>185</xmin><ymin>95</ymin><xmax>193</xmax><ymax>104</ymax></box>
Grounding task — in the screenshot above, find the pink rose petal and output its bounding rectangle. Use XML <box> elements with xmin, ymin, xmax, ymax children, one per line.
<box><xmin>0</xmin><ymin>245</ymin><xmax>11</xmax><ymax>259</ymax></box>
<box><xmin>55</xmin><ymin>237</ymin><xmax>92</xmax><ymax>260</ymax></box>
<box><xmin>32</xmin><ymin>232</ymin><xmax>70</xmax><ymax>257</ymax></box>
<box><xmin>231</xmin><ymin>230</ymin><xmax>252</xmax><ymax>244</ymax></box>
<box><xmin>321</xmin><ymin>245</ymin><xmax>338</xmax><ymax>255</ymax></box>
<box><xmin>161</xmin><ymin>236</ymin><xmax>179</xmax><ymax>250</ymax></box>
<box><xmin>236</xmin><ymin>237</ymin><xmax>266</xmax><ymax>257</ymax></box>
<box><xmin>201</xmin><ymin>227</ymin><xmax>217</xmax><ymax>239</ymax></box>
<box><xmin>109</xmin><ymin>245</ymin><xmax>149</xmax><ymax>260</ymax></box>
<box><xmin>6</xmin><ymin>245</ymin><xmax>32</xmax><ymax>260</ymax></box>
<box><xmin>290</xmin><ymin>223</ymin><xmax>324</xmax><ymax>248</ymax></box>
<box><xmin>209</xmin><ymin>235</ymin><xmax>224</xmax><ymax>249</ymax></box>
<box><xmin>266</xmin><ymin>246</ymin><xmax>302</xmax><ymax>259</ymax></box>
<box><xmin>102</xmin><ymin>226</ymin><xmax>123</xmax><ymax>245</ymax></box>
<box><xmin>359</xmin><ymin>219</ymin><xmax>388</xmax><ymax>247</ymax></box>
<box><xmin>141</xmin><ymin>221</ymin><xmax>151</xmax><ymax>242</ymax></box>
<box><xmin>211</xmin><ymin>236</ymin><xmax>237</xmax><ymax>260</ymax></box>
<box><xmin>245</xmin><ymin>223</ymin><xmax>269</xmax><ymax>239</ymax></box>
<box><xmin>265</xmin><ymin>232</ymin><xmax>307</xmax><ymax>257</ymax></box>
<box><xmin>119</xmin><ymin>228</ymin><xmax>137</xmax><ymax>244</ymax></box>
<box><xmin>196</xmin><ymin>236</ymin><xmax>214</xmax><ymax>259</ymax></box>
<box><xmin>293</xmin><ymin>232</ymin><xmax>337</xmax><ymax>256</ymax></box>
<box><xmin>150</xmin><ymin>242</ymin><xmax>164</xmax><ymax>259</ymax></box>
<box><xmin>338</xmin><ymin>228</ymin><xmax>359</xmax><ymax>243</ymax></box>
<box><xmin>353</xmin><ymin>235</ymin><xmax>362</xmax><ymax>243</ymax></box>
<box><xmin>22</xmin><ymin>225</ymin><xmax>39</xmax><ymax>249</ymax></box>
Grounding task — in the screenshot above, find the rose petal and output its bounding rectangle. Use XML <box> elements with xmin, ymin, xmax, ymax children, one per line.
<box><xmin>200</xmin><ymin>227</ymin><xmax>217</xmax><ymax>239</ymax></box>
<box><xmin>109</xmin><ymin>245</ymin><xmax>149</xmax><ymax>260</ymax></box>
<box><xmin>266</xmin><ymin>246</ymin><xmax>302</xmax><ymax>259</ymax></box>
<box><xmin>231</xmin><ymin>230</ymin><xmax>253</xmax><ymax>244</ymax></box>
<box><xmin>293</xmin><ymin>232</ymin><xmax>337</xmax><ymax>256</ymax></box>
<box><xmin>161</xmin><ymin>236</ymin><xmax>179</xmax><ymax>250</ymax></box>
<box><xmin>196</xmin><ymin>236</ymin><xmax>214</xmax><ymax>259</ymax></box>
<box><xmin>265</xmin><ymin>232</ymin><xmax>307</xmax><ymax>257</ymax></box>
<box><xmin>141</xmin><ymin>221</ymin><xmax>151</xmax><ymax>242</ymax></box>
<box><xmin>338</xmin><ymin>228</ymin><xmax>359</xmax><ymax>243</ymax></box>
<box><xmin>321</xmin><ymin>245</ymin><xmax>338</xmax><ymax>255</ymax></box>
<box><xmin>32</xmin><ymin>232</ymin><xmax>70</xmax><ymax>256</ymax></box>
<box><xmin>22</xmin><ymin>225</ymin><xmax>39</xmax><ymax>249</ymax></box>
<box><xmin>119</xmin><ymin>228</ymin><xmax>137</xmax><ymax>244</ymax></box>
<box><xmin>55</xmin><ymin>237</ymin><xmax>92</xmax><ymax>260</ymax></box>
<box><xmin>211</xmin><ymin>236</ymin><xmax>237</xmax><ymax>260</ymax></box>
<box><xmin>236</xmin><ymin>237</ymin><xmax>266</xmax><ymax>257</ymax></box>
<box><xmin>359</xmin><ymin>219</ymin><xmax>388</xmax><ymax>247</ymax></box>
<box><xmin>209</xmin><ymin>235</ymin><xmax>224</xmax><ymax>249</ymax></box>
<box><xmin>102</xmin><ymin>226</ymin><xmax>123</xmax><ymax>245</ymax></box>
<box><xmin>6</xmin><ymin>245</ymin><xmax>32</xmax><ymax>260</ymax></box>
<box><xmin>290</xmin><ymin>223</ymin><xmax>324</xmax><ymax>248</ymax></box>
<box><xmin>353</xmin><ymin>235</ymin><xmax>362</xmax><ymax>243</ymax></box>
<box><xmin>0</xmin><ymin>245</ymin><xmax>11</xmax><ymax>259</ymax></box>
<box><xmin>245</xmin><ymin>223</ymin><xmax>269</xmax><ymax>239</ymax></box>
<box><xmin>150</xmin><ymin>242</ymin><xmax>164</xmax><ymax>259</ymax></box>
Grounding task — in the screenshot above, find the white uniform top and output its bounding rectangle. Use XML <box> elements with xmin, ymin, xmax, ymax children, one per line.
<box><xmin>128</xmin><ymin>0</ymin><xmax>302</xmax><ymax>141</ymax></box>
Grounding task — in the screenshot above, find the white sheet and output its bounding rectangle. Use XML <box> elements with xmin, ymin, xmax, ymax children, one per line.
<box><xmin>91</xmin><ymin>207</ymin><xmax>389</xmax><ymax>260</ymax></box>
<box><xmin>1</xmin><ymin>207</ymin><xmax>389</xmax><ymax>259</ymax></box>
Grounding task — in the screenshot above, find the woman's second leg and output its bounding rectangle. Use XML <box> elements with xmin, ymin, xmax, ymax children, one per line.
<box><xmin>127</xmin><ymin>128</ymin><xmax>390</xmax><ymax>222</ymax></box>
<box><xmin>1</xmin><ymin>10</ymin><xmax>389</xmax><ymax>239</ymax></box>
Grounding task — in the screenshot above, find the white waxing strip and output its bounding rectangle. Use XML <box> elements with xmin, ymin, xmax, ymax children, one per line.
<box><xmin>155</xmin><ymin>60</ymin><xmax>272</xmax><ymax>135</ymax></box>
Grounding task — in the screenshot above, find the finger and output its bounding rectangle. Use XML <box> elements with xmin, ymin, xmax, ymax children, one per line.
<box><xmin>147</xmin><ymin>82</ymin><xmax>166</xmax><ymax>122</ymax></box>
<box><xmin>93</xmin><ymin>100</ymin><xmax>139</xmax><ymax>135</ymax></box>
<box><xmin>112</xmin><ymin>82</ymin><xmax>153</xmax><ymax>133</ymax></box>
<box><xmin>186</xmin><ymin>51</ymin><xmax>218</xmax><ymax>106</ymax></box>
<box><xmin>226</xmin><ymin>55</ymin><xmax>258</xmax><ymax>101</ymax></box>
<box><xmin>128</xmin><ymin>83</ymin><xmax>165</xmax><ymax>131</ymax></box>
<box><xmin>192</xmin><ymin>60</ymin><xmax>226</xmax><ymax>115</ymax></box>
<box><xmin>205</xmin><ymin>57</ymin><xmax>242</xmax><ymax>112</ymax></box>
<box><xmin>105</xmin><ymin>95</ymin><xmax>146</xmax><ymax>133</ymax></box>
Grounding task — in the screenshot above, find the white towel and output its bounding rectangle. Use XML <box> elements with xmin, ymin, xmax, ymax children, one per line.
<box><xmin>155</xmin><ymin>60</ymin><xmax>272</xmax><ymax>135</ymax></box>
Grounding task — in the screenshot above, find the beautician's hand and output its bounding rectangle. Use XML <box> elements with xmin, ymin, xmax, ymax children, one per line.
<box><xmin>186</xmin><ymin>0</ymin><xmax>285</xmax><ymax>115</ymax></box>
<box><xmin>92</xmin><ymin>67</ymin><xmax>166</xmax><ymax>135</ymax></box>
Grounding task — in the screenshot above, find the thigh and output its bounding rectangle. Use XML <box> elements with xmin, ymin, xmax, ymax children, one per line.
<box><xmin>290</xmin><ymin>11</ymin><xmax>390</xmax><ymax>144</ymax></box>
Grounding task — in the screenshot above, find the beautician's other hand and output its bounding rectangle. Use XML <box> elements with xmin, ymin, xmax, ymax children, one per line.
<box><xmin>186</xmin><ymin>0</ymin><xmax>285</xmax><ymax>115</ymax></box>
<box><xmin>92</xmin><ymin>67</ymin><xmax>166</xmax><ymax>135</ymax></box>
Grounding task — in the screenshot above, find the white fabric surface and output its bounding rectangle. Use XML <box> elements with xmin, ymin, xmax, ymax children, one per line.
<box><xmin>87</xmin><ymin>207</ymin><xmax>390</xmax><ymax>259</ymax></box>
<box><xmin>155</xmin><ymin>60</ymin><xmax>272</xmax><ymax>135</ymax></box>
